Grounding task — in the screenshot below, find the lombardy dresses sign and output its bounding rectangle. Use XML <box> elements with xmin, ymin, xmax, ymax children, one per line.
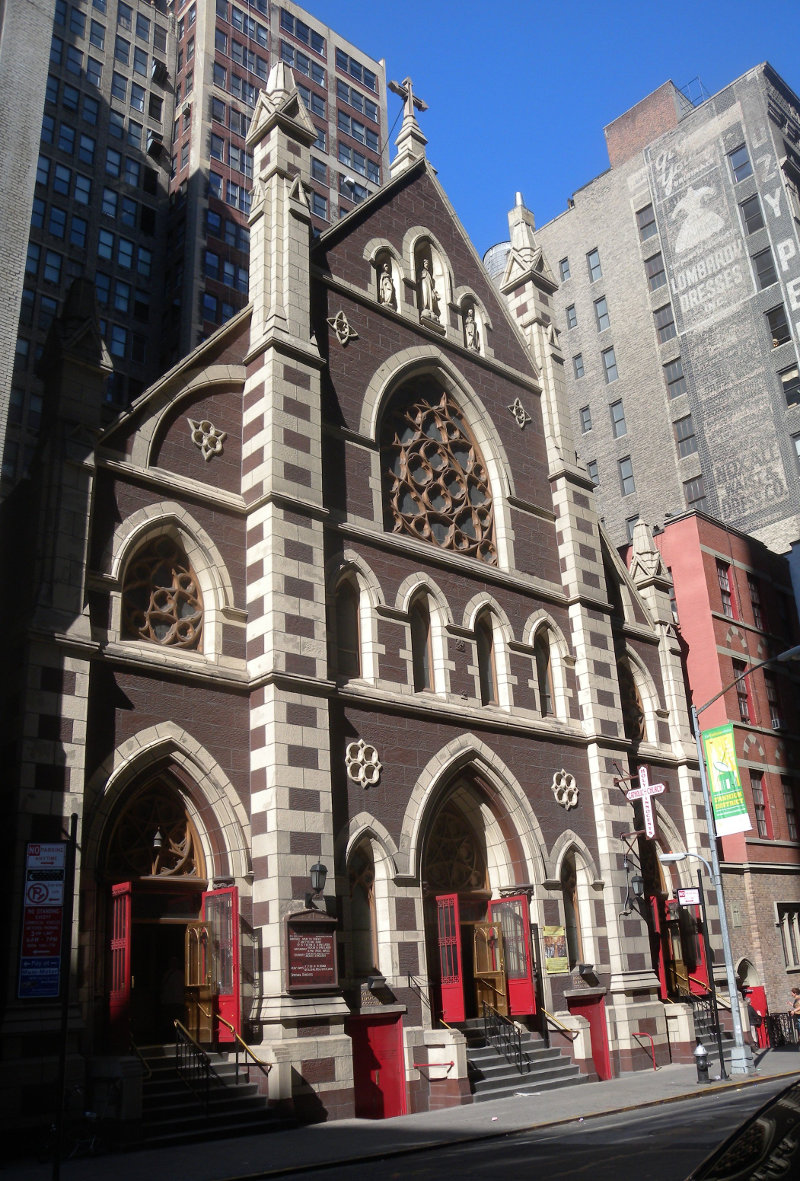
<box><xmin>701</xmin><ymin>723</ymin><xmax>752</xmax><ymax>836</ymax></box>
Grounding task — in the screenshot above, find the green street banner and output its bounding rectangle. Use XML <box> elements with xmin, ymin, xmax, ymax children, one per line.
<box><xmin>701</xmin><ymin>723</ymin><xmax>752</xmax><ymax>836</ymax></box>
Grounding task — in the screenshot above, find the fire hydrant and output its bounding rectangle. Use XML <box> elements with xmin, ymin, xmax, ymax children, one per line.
<box><xmin>694</xmin><ymin>1040</ymin><xmax>710</xmax><ymax>1084</ymax></box>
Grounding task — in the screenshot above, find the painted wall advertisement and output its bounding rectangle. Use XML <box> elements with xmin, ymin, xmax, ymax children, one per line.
<box><xmin>701</xmin><ymin>723</ymin><xmax>752</xmax><ymax>836</ymax></box>
<box><xmin>18</xmin><ymin>842</ymin><xmax>67</xmax><ymax>999</ymax></box>
<box><xmin>543</xmin><ymin>925</ymin><xmax>568</xmax><ymax>974</ymax></box>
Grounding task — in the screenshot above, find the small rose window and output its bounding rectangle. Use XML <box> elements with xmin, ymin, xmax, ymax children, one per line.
<box><xmin>122</xmin><ymin>535</ymin><xmax>203</xmax><ymax>649</ymax></box>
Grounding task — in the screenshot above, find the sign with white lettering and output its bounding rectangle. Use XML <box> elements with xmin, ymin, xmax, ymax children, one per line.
<box><xmin>18</xmin><ymin>841</ymin><xmax>67</xmax><ymax>999</ymax></box>
<box><xmin>285</xmin><ymin>911</ymin><xmax>339</xmax><ymax>993</ymax></box>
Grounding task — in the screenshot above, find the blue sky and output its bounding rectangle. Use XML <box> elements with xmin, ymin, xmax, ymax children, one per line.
<box><xmin>310</xmin><ymin>0</ymin><xmax>800</xmax><ymax>256</ymax></box>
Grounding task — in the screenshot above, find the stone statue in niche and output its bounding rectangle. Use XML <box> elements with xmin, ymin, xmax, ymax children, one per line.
<box><xmin>378</xmin><ymin>261</ymin><xmax>397</xmax><ymax>309</ymax></box>
<box><xmin>418</xmin><ymin>257</ymin><xmax>440</xmax><ymax>320</ymax></box>
<box><xmin>464</xmin><ymin>306</ymin><xmax>480</xmax><ymax>352</ymax></box>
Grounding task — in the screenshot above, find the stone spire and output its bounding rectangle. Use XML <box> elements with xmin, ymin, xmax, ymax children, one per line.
<box><xmin>389</xmin><ymin>76</ymin><xmax>428</xmax><ymax>178</ymax></box>
<box><xmin>246</xmin><ymin>62</ymin><xmax>318</xmax><ymax>346</ymax></box>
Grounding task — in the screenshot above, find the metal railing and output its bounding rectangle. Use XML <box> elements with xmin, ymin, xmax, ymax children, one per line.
<box><xmin>540</xmin><ymin>1008</ymin><xmax>578</xmax><ymax>1042</ymax></box>
<box><xmin>212</xmin><ymin>1010</ymin><xmax>272</xmax><ymax>1085</ymax></box>
<box><xmin>407</xmin><ymin>973</ymin><xmax>433</xmax><ymax>1019</ymax></box>
<box><xmin>764</xmin><ymin>1011</ymin><xmax>799</xmax><ymax>1047</ymax></box>
<box><xmin>482</xmin><ymin>1002</ymin><xmax>530</xmax><ymax>1074</ymax></box>
<box><xmin>174</xmin><ymin>1021</ymin><xmax>219</xmax><ymax>1113</ymax></box>
<box><xmin>129</xmin><ymin>1038</ymin><xmax>152</xmax><ymax>1080</ymax></box>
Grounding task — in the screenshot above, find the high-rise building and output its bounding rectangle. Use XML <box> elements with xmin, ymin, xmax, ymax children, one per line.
<box><xmin>3</xmin><ymin>0</ymin><xmax>388</xmax><ymax>493</ymax></box>
<box><xmin>488</xmin><ymin>65</ymin><xmax>800</xmax><ymax>564</ymax></box>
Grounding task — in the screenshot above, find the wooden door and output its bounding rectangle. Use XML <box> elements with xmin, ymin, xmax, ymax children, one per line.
<box><xmin>202</xmin><ymin>886</ymin><xmax>240</xmax><ymax>1042</ymax></box>
<box><xmin>488</xmin><ymin>895</ymin><xmax>536</xmax><ymax>1014</ymax></box>
<box><xmin>109</xmin><ymin>882</ymin><xmax>132</xmax><ymax>1050</ymax></box>
<box><xmin>567</xmin><ymin>994</ymin><xmax>612</xmax><ymax>1080</ymax></box>
<box><xmin>349</xmin><ymin>1015</ymin><xmax>407</xmax><ymax>1119</ymax></box>
<box><xmin>184</xmin><ymin>921</ymin><xmax>216</xmax><ymax>1043</ymax></box>
<box><xmin>436</xmin><ymin>893</ymin><xmax>465</xmax><ymax>1023</ymax></box>
<box><xmin>473</xmin><ymin>922</ymin><xmax>507</xmax><ymax>1015</ymax></box>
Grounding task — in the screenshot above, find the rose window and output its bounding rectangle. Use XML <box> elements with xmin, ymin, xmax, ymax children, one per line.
<box><xmin>122</xmin><ymin>535</ymin><xmax>203</xmax><ymax>649</ymax></box>
<box><xmin>382</xmin><ymin>385</ymin><xmax>496</xmax><ymax>564</ymax></box>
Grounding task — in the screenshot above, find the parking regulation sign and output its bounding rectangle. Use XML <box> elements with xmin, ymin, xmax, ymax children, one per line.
<box><xmin>18</xmin><ymin>841</ymin><xmax>67</xmax><ymax>999</ymax></box>
<box><xmin>677</xmin><ymin>887</ymin><xmax>701</xmax><ymax>907</ymax></box>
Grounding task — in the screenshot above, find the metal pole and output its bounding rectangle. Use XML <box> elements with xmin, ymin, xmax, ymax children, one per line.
<box><xmin>691</xmin><ymin>706</ymin><xmax>753</xmax><ymax>1075</ymax></box>
<box><xmin>53</xmin><ymin>813</ymin><xmax>78</xmax><ymax>1181</ymax></box>
<box><xmin>696</xmin><ymin>869</ymin><xmax>726</xmax><ymax>1078</ymax></box>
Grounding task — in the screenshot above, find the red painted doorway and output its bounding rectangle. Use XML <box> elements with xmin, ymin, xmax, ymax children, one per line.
<box><xmin>567</xmin><ymin>993</ymin><xmax>612</xmax><ymax>1080</ymax></box>
<box><xmin>348</xmin><ymin>1014</ymin><xmax>407</xmax><ymax>1118</ymax></box>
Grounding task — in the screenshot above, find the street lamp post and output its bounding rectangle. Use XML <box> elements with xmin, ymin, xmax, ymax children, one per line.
<box><xmin>689</xmin><ymin>643</ymin><xmax>800</xmax><ymax>1076</ymax></box>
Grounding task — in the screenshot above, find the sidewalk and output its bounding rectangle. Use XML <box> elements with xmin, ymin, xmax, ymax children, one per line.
<box><xmin>5</xmin><ymin>1048</ymin><xmax>799</xmax><ymax>1181</ymax></box>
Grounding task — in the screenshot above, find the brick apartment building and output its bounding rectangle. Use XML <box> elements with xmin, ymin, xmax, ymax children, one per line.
<box><xmin>628</xmin><ymin>513</ymin><xmax>800</xmax><ymax>1013</ymax></box>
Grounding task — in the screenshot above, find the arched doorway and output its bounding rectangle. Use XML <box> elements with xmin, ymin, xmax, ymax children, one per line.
<box><xmin>421</xmin><ymin>780</ymin><xmax>536</xmax><ymax>1024</ymax></box>
<box><xmin>101</xmin><ymin>775</ymin><xmax>240</xmax><ymax>1049</ymax></box>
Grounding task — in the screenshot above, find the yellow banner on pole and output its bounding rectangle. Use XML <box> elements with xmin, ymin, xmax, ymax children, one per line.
<box><xmin>702</xmin><ymin>723</ymin><xmax>752</xmax><ymax>836</ymax></box>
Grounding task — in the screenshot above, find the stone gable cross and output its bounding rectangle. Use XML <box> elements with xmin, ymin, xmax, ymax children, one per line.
<box><xmin>626</xmin><ymin>766</ymin><xmax>666</xmax><ymax>839</ymax></box>
<box><xmin>389</xmin><ymin>76</ymin><xmax>429</xmax><ymax>122</ymax></box>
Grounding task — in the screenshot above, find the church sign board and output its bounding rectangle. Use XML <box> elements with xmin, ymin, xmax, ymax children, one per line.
<box><xmin>286</xmin><ymin>910</ymin><xmax>339</xmax><ymax>993</ymax></box>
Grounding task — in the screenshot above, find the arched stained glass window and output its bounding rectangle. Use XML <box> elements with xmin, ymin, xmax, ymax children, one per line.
<box><xmin>476</xmin><ymin>611</ymin><xmax>498</xmax><ymax>705</ymax></box>
<box><xmin>618</xmin><ymin>658</ymin><xmax>646</xmax><ymax>743</ymax></box>
<box><xmin>381</xmin><ymin>382</ymin><xmax>496</xmax><ymax>564</ymax></box>
<box><xmin>410</xmin><ymin>596</ymin><xmax>433</xmax><ymax>691</ymax></box>
<box><xmin>535</xmin><ymin>630</ymin><xmax>554</xmax><ymax>717</ymax></box>
<box><xmin>334</xmin><ymin>578</ymin><xmax>361</xmax><ymax>678</ymax></box>
<box><xmin>122</xmin><ymin>535</ymin><xmax>203</xmax><ymax>649</ymax></box>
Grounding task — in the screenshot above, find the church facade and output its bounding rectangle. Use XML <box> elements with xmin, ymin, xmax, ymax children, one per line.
<box><xmin>1</xmin><ymin>68</ymin><xmax>715</xmax><ymax>1132</ymax></box>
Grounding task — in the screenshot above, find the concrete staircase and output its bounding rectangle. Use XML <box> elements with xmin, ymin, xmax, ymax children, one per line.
<box><xmin>139</xmin><ymin>1045</ymin><xmax>294</xmax><ymax>1148</ymax></box>
<box><xmin>459</xmin><ymin>1019</ymin><xmax>589</xmax><ymax>1102</ymax></box>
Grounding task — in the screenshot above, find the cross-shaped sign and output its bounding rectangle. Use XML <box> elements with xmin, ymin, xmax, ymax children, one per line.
<box><xmin>626</xmin><ymin>766</ymin><xmax>666</xmax><ymax>839</ymax></box>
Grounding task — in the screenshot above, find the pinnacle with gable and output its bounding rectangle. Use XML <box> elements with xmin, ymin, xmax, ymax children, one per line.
<box><xmin>246</xmin><ymin>61</ymin><xmax>317</xmax><ymax>153</ymax></box>
<box><xmin>500</xmin><ymin>191</ymin><xmax>557</xmax><ymax>293</ymax></box>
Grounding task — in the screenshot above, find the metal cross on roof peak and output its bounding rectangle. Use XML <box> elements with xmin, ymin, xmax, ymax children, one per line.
<box><xmin>389</xmin><ymin>76</ymin><xmax>429</xmax><ymax>122</ymax></box>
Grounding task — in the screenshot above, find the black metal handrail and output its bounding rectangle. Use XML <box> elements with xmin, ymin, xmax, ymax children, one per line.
<box><xmin>407</xmin><ymin>973</ymin><xmax>433</xmax><ymax>1017</ymax></box>
<box><xmin>764</xmin><ymin>1011</ymin><xmax>799</xmax><ymax>1047</ymax></box>
<box><xmin>174</xmin><ymin>1020</ymin><xmax>220</xmax><ymax>1113</ymax></box>
<box><xmin>212</xmin><ymin>1010</ymin><xmax>272</xmax><ymax>1085</ymax></box>
<box><xmin>482</xmin><ymin>1002</ymin><xmax>529</xmax><ymax>1074</ymax></box>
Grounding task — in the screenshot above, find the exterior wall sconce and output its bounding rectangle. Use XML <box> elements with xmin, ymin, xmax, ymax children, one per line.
<box><xmin>305</xmin><ymin>862</ymin><xmax>328</xmax><ymax>909</ymax></box>
<box><xmin>631</xmin><ymin>873</ymin><xmax>645</xmax><ymax>899</ymax></box>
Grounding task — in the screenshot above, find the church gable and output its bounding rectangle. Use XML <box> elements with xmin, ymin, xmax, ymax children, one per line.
<box><xmin>314</xmin><ymin>165</ymin><xmax>534</xmax><ymax>376</ymax></box>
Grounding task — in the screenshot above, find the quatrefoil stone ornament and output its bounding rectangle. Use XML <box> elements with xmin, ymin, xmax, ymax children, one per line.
<box><xmin>345</xmin><ymin>739</ymin><xmax>382</xmax><ymax>788</ymax></box>
<box><xmin>327</xmin><ymin>309</ymin><xmax>359</xmax><ymax>346</ymax></box>
<box><xmin>188</xmin><ymin>418</ymin><xmax>227</xmax><ymax>461</ymax></box>
<box><xmin>551</xmin><ymin>769</ymin><xmax>578</xmax><ymax>810</ymax></box>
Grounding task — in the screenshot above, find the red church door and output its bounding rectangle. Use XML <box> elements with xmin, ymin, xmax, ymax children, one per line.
<box><xmin>436</xmin><ymin>893</ymin><xmax>465</xmax><ymax>1023</ymax></box>
<box><xmin>109</xmin><ymin>882</ymin><xmax>132</xmax><ymax>1051</ymax></box>
<box><xmin>202</xmin><ymin>885</ymin><xmax>240</xmax><ymax>1041</ymax></box>
<box><xmin>349</xmin><ymin>1015</ymin><xmax>407</xmax><ymax>1118</ymax></box>
<box><xmin>488</xmin><ymin>895</ymin><xmax>536</xmax><ymax>1015</ymax></box>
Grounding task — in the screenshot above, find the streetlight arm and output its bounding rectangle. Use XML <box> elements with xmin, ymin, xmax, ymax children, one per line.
<box><xmin>693</xmin><ymin>644</ymin><xmax>800</xmax><ymax>721</ymax></box>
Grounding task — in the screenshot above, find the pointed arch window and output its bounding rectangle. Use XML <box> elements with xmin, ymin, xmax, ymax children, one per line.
<box><xmin>475</xmin><ymin>611</ymin><xmax>498</xmax><ymax>705</ymax></box>
<box><xmin>334</xmin><ymin>577</ymin><xmax>361</xmax><ymax>678</ymax></box>
<box><xmin>410</xmin><ymin>595</ymin><xmax>433</xmax><ymax>692</ymax></box>
<box><xmin>561</xmin><ymin>852</ymin><xmax>584</xmax><ymax>969</ymax></box>
<box><xmin>104</xmin><ymin>779</ymin><xmax>204</xmax><ymax>881</ymax></box>
<box><xmin>381</xmin><ymin>379</ymin><xmax>496</xmax><ymax>564</ymax></box>
<box><xmin>122</xmin><ymin>534</ymin><xmax>203</xmax><ymax>649</ymax></box>
<box><xmin>349</xmin><ymin>840</ymin><xmax>378</xmax><ymax>978</ymax></box>
<box><xmin>534</xmin><ymin>630</ymin><xmax>555</xmax><ymax>717</ymax></box>
<box><xmin>617</xmin><ymin>658</ymin><xmax>646</xmax><ymax>743</ymax></box>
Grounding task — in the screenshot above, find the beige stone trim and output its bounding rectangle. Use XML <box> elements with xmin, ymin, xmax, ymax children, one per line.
<box><xmin>82</xmin><ymin>721</ymin><xmax>251</xmax><ymax>881</ymax></box>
